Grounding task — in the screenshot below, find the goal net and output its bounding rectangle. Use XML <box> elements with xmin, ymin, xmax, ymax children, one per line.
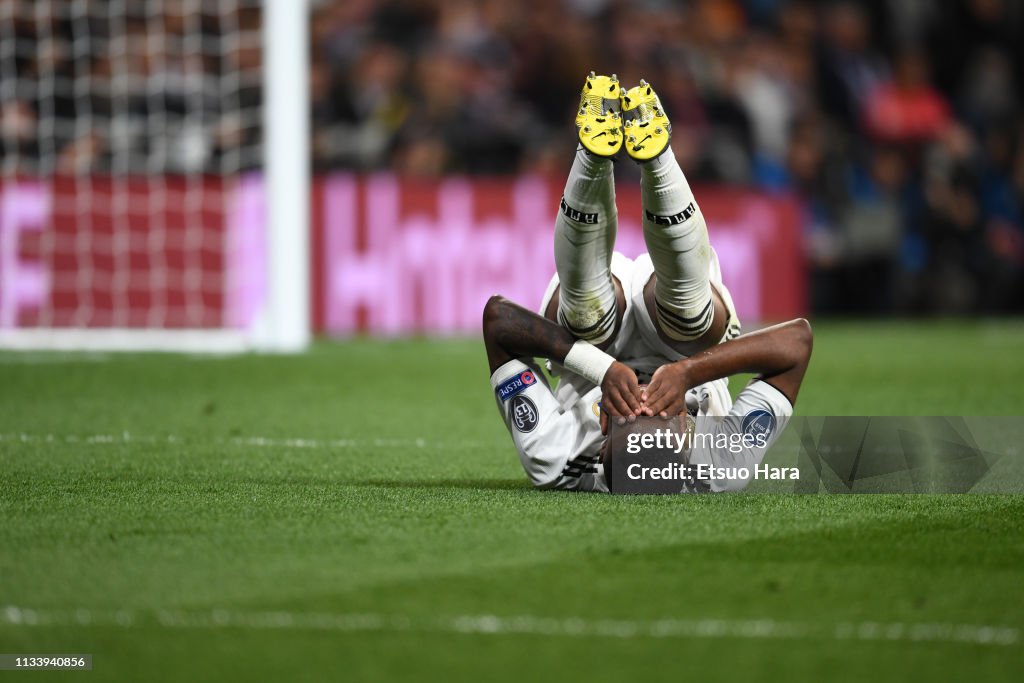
<box><xmin>0</xmin><ymin>0</ymin><xmax>308</xmax><ymax>351</ymax></box>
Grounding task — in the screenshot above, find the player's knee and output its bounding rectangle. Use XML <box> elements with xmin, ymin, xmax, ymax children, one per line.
<box><xmin>557</xmin><ymin>301</ymin><xmax>617</xmax><ymax>345</ymax></box>
<box><xmin>655</xmin><ymin>296</ymin><xmax>714</xmax><ymax>342</ymax></box>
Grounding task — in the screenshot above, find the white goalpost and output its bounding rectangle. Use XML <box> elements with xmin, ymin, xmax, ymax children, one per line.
<box><xmin>259</xmin><ymin>0</ymin><xmax>309</xmax><ymax>353</ymax></box>
<box><xmin>0</xmin><ymin>0</ymin><xmax>309</xmax><ymax>352</ymax></box>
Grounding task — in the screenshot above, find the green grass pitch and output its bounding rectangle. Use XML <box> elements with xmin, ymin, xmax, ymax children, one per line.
<box><xmin>1</xmin><ymin>320</ymin><xmax>1023</xmax><ymax>682</ymax></box>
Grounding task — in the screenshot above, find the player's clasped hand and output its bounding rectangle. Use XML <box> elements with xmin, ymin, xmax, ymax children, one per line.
<box><xmin>600</xmin><ymin>361</ymin><xmax>644</xmax><ymax>421</ymax></box>
<box><xmin>642</xmin><ymin>361</ymin><xmax>691</xmax><ymax>418</ymax></box>
<box><xmin>600</xmin><ymin>360</ymin><xmax>693</xmax><ymax>432</ymax></box>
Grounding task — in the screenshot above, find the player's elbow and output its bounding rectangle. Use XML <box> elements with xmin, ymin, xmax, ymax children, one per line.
<box><xmin>788</xmin><ymin>318</ymin><xmax>813</xmax><ymax>366</ymax></box>
<box><xmin>482</xmin><ymin>295</ymin><xmax>507</xmax><ymax>338</ymax></box>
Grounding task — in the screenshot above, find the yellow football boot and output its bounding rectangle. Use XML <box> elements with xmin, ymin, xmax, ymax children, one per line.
<box><xmin>575</xmin><ymin>71</ymin><xmax>623</xmax><ymax>157</ymax></box>
<box><xmin>621</xmin><ymin>79</ymin><xmax>671</xmax><ymax>162</ymax></box>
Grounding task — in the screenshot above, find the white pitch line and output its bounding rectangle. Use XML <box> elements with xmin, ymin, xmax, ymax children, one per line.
<box><xmin>0</xmin><ymin>432</ymin><xmax>495</xmax><ymax>450</ymax></box>
<box><xmin>0</xmin><ymin>606</ymin><xmax>1017</xmax><ymax>647</ymax></box>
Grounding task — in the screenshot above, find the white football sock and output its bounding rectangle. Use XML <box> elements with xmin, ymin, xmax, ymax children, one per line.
<box><xmin>554</xmin><ymin>148</ymin><xmax>618</xmax><ymax>344</ymax></box>
<box><xmin>639</xmin><ymin>150</ymin><xmax>713</xmax><ymax>341</ymax></box>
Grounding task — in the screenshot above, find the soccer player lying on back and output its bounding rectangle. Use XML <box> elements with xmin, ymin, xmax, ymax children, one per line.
<box><xmin>482</xmin><ymin>73</ymin><xmax>813</xmax><ymax>493</ymax></box>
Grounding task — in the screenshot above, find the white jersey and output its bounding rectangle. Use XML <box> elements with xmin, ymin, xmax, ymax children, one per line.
<box><xmin>491</xmin><ymin>250</ymin><xmax>791</xmax><ymax>493</ymax></box>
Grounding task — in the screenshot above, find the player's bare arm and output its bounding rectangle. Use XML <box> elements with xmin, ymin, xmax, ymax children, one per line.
<box><xmin>644</xmin><ymin>319</ymin><xmax>814</xmax><ymax>417</ymax></box>
<box><xmin>483</xmin><ymin>295</ymin><xmax>643</xmax><ymax>417</ymax></box>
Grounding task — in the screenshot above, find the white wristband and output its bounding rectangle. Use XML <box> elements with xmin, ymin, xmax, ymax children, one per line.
<box><xmin>563</xmin><ymin>341</ymin><xmax>616</xmax><ymax>386</ymax></box>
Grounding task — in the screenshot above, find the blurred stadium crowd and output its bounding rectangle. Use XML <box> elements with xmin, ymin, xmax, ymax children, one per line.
<box><xmin>0</xmin><ymin>0</ymin><xmax>264</xmax><ymax>173</ymax></box>
<box><xmin>314</xmin><ymin>0</ymin><xmax>1024</xmax><ymax>315</ymax></box>
<box><xmin>3</xmin><ymin>0</ymin><xmax>1023</xmax><ymax>315</ymax></box>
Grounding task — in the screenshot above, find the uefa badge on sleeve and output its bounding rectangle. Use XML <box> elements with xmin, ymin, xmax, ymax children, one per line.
<box><xmin>496</xmin><ymin>369</ymin><xmax>537</xmax><ymax>402</ymax></box>
<box><xmin>742</xmin><ymin>409</ymin><xmax>775</xmax><ymax>441</ymax></box>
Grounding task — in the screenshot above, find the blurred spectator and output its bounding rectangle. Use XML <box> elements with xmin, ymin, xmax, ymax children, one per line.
<box><xmin>863</xmin><ymin>50</ymin><xmax>950</xmax><ymax>144</ymax></box>
<box><xmin>0</xmin><ymin>101</ymin><xmax>38</xmax><ymax>171</ymax></box>
<box><xmin>816</xmin><ymin>2</ymin><xmax>888</xmax><ymax>130</ymax></box>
